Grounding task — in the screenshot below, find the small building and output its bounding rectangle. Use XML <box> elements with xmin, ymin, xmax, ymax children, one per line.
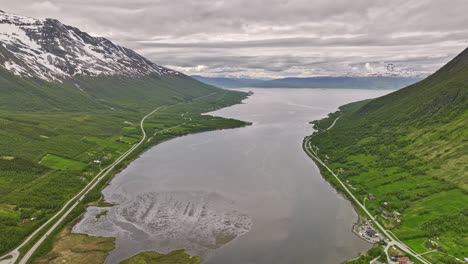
<box><xmin>381</xmin><ymin>212</ymin><xmax>394</xmax><ymax>219</ymax></box>
<box><xmin>345</xmin><ymin>180</ymin><xmax>351</xmax><ymax>184</ymax></box>
<box><xmin>92</xmin><ymin>160</ymin><xmax>101</xmax><ymax>164</ymax></box>
<box><xmin>397</xmin><ymin>256</ymin><xmax>410</xmax><ymax>264</ymax></box>
<box><xmin>368</xmin><ymin>194</ymin><xmax>376</xmax><ymax>200</ymax></box>
<box><xmin>22</xmin><ymin>219</ymin><xmax>29</xmax><ymax>223</ymax></box>
<box><xmin>339</xmin><ymin>168</ymin><xmax>346</xmax><ymax>173</ymax></box>
<box><xmin>429</xmin><ymin>240</ymin><xmax>439</xmax><ymax>247</ymax></box>
<box><xmin>383</xmin><ymin>202</ymin><xmax>388</xmax><ymax>206</ymax></box>
<box><xmin>366</xmin><ymin>228</ymin><xmax>377</xmax><ymax>237</ymax></box>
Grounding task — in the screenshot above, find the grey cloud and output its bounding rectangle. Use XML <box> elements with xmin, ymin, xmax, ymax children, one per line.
<box><xmin>2</xmin><ymin>0</ymin><xmax>467</xmax><ymax>78</ymax></box>
<box><xmin>133</xmin><ymin>31</ymin><xmax>468</xmax><ymax>49</ymax></box>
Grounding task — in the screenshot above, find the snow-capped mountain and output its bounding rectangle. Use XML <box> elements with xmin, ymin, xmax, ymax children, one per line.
<box><xmin>342</xmin><ymin>62</ymin><xmax>425</xmax><ymax>78</ymax></box>
<box><xmin>0</xmin><ymin>10</ymin><xmax>180</xmax><ymax>82</ymax></box>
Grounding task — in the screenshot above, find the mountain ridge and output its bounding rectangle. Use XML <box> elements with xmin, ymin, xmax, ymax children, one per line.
<box><xmin>0</xmin><ymin>11</ymin><xmax>180</xmax><ymax>82</ymax></box>
<box><xmin>0</xmin><ymin>11</ymin><xmax>235</xmax><ymax>112</ymax></box>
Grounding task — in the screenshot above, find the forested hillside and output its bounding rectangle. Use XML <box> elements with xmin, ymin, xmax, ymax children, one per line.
<box><xmin>308</xmin><ymin>47</ymin><xmax>467</xmax><ymax>264</ymax></box>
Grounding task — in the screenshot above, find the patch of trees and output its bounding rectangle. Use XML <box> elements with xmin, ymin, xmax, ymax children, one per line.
<box><xmin>421</xmin><ymin>209</ymin><xmax>468</xmax><ymax>237</ymax></box>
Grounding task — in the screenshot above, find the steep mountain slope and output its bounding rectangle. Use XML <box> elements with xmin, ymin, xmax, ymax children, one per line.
<box><xmin>0</xmin><ymin>68</ymin><xmax>220</xmax><ymax>112</ymax></box>
<box><xmin>0</xmin><ymin>11</ymin><xmax>227</xmax><ymax>112</ymax></box>
<box><xmin>355</xmin><ymin>49</ymin><xmax>467</xmax><ymax>122</ymax></box>
<box><xmin>0</xmin><ymin>11</ymin><xmax>178</xmax><ymax>81</ymax></box>
<box><xmin>308</xmin><ymin>47</ymin><xmax>467</xmax><ymax>263</ymax></box>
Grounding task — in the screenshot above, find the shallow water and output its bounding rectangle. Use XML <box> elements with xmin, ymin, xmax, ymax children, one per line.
<box><xmin>73</xmin><ymin>88</ymin><xmax>392</xmax><ymax>264</ymax></box>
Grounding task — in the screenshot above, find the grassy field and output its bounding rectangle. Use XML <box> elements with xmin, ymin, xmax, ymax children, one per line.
<box><xmin>308</xmin><ymin>48</ymin><xmax>467</xmax><ymax>263</ymax></box>
<box><xmin>120</xmin><ymin>250</ymin><xmax>201</xmax><ymax>264</ymax></box>
<box><xmin>35</xmin><ymin>224</ymin><xmax>115</xmax><ymax>264</ymax></box>
<box><xmin>39</xmin><ymin>155</ymin><xmax>88</xmax><ymax>171</ymax></box>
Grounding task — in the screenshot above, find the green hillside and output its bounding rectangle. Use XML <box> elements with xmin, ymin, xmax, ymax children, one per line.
<box><xmin>0</xmin><ymin>69</ymin><xmax>248</xmax><ymax>255</ymax></box>
<box><xmin>308</xmin><ymin>47</ymin><xmax>467</xmax><ymax>263</ymax></box>
<box><xmin>0</xmin><ymin>68</ymin><xmax>221</xmax><ymax>112</ymax></box>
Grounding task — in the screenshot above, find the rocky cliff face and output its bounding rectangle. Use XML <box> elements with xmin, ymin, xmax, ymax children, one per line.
<box><xmin>0</xmin><ymin>10</ymin><xmax>180</xmax><ymax>82</ymax></box>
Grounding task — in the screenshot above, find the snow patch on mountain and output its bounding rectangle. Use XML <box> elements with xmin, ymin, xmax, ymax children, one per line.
<box><xmin>0</xmin><ymin>11</ymin><xmax>181</xmax><ymax>82</ymax></box>
<box><xmin>4</xmin><ymin>60</ymin><xmax>28</xmax><ymax>76</ymax></box>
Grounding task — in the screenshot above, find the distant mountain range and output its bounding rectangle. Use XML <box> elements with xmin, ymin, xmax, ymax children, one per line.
<box><xmin>191</xmin><ymin>76</ymin><xmax>265</xmax><ymax>88</ymax></box>
<box><xmin>192</xmin><ymin>75</ymin><xmax>423</xmax><ymax>89</ymax></box>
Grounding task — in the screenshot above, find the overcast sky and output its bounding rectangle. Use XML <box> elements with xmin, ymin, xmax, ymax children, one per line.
<box><xmin>2</xmin><ymin>0</ymin><xmax>467</xmax><ymax>78</ymax></box>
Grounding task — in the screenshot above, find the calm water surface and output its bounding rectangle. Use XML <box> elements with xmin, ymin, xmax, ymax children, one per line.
<box><xmin>74</xmin><ymin>88</ymin><xmax>392</xmax><ymax>264</ymax></box>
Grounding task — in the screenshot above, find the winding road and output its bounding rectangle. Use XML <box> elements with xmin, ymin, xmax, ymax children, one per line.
<box><xmin>303</xmin><ymin>117</ymin><xmax>431</xmax><ymax>264</ymax></box>
<box><xmin>0</xmin><ymin>92</ymin><xmax>218</xmax><ymax>264</ymax></box>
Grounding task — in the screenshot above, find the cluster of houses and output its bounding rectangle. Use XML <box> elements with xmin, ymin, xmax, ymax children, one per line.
<box><xmin>380</xmin><ymin>211</ymin><xmax>401</xmax><ymax>223</ymax></box>
<box><xmin>338</xmin><ymin>168</ymin><xmax>406</xmax><ymax>225</ymax></box>
<box><xmin>365</xmin><ymin>193</ymin><xmax>403</xmax><ymax>223</ymax></box>
<box><xmin>339</xmin><ymin>168</ymin><xmax>359</xmax><ymax>191</ymax></box>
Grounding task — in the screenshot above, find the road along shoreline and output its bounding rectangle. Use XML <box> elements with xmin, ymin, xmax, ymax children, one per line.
<box><xmin>302</xmin><ymin>117</ymin><xmax>431</xmax><ymax>264</ymax></box>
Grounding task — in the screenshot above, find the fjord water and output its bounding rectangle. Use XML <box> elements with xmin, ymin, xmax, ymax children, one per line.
<box><xmin>74</xmin><ymin>88</ymin><xmax>392</xmax><ymax>264</ymax></box>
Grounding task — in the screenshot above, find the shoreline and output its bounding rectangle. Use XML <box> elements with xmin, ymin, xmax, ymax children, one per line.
<box><xmin>302</xmin><ymin>131</ymin><xmax>431</xmax><ymax>264</ymax></box>
<box><xmin>301</xmin><ymin>137</ymin><xmax>374</xmax><ymax>260</ymax></box>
